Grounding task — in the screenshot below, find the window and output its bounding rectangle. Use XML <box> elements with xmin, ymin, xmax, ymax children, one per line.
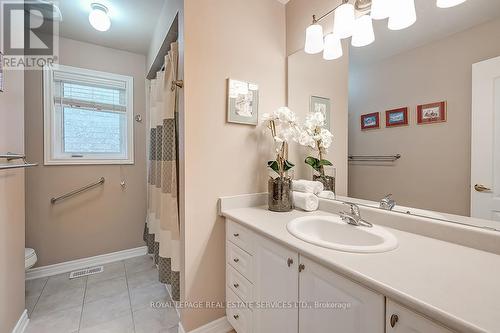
<box><xmin>43</xmin><ymin>64</ymin><xmax>134</xmax><ymax>165</ymax></box>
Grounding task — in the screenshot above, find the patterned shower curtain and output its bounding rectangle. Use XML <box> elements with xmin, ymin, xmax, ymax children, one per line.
<box><xmin>144</xmin><ymin>42</ymin><xmax>181</xmax><ymax>301</ymax></box>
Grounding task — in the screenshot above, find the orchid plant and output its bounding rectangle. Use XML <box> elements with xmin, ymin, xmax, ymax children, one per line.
<box><xmin>262</xmin><ymin>107</ymin><xmax>301</xmax><ymax>178</ymax></box>
<box><xmin>298</xmin><ymin>111</ymin><xmax>334</xmax><ymax>177</ymax></box>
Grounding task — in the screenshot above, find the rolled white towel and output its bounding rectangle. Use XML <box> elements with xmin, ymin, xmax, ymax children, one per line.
<box><xmin>292</xmin><ymin>180</ymin><xmax>324</xmax><ymax>195</ymax></box>
<box><xmin>317</xmin><ymin>190</ymin><xmax>335</xmax><ymax>200</ymax></box>
<box><xmin>293</xmin><ymin>191</ymin><xmax>319</xmax><ymax>212</ymax></box>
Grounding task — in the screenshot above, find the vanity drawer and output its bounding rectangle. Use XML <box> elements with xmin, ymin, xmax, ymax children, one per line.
<box><xmin>227</xmin><ymin>241</ymin><xmax>253</xmax><ymax>282</ymax></box>
<box><xmin>227</xmin><ymin>264</ymin><xmax>253</xmax><ymax>303</ymax></box>
<box><xmin>227</xmin><ymin>219</ymin><xmax>254</xmax><ymax>254</ymax></box>
<box><xmin>227</xmin><ymin>288</ymin><xmax>253</xmax><ymax>333</ymax></box>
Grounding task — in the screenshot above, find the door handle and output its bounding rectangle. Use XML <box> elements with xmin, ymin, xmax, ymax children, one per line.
<box><xmin>474</xmin><ymin>184</ymin><xmax>492</xmax><ymax>192</ymax></box>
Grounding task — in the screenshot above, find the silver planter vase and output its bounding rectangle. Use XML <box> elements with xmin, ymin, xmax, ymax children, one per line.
<box><xmin>268</xmin><ymin>177</ymin><xmax>293</xmax><ymax>212</ymax></box>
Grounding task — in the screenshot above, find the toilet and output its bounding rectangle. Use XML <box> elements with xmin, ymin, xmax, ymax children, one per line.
<box><xmin>25</xmin><ymin>248</ymin><xmax>37</xmax><ymax>270</ymax></box>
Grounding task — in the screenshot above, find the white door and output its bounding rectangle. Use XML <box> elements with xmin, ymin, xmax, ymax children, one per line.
<box><xmin>386</xmin><ymin>300</ymin><xmax>454</xmax><ymax>333</ymax></box>
<box><xmin>471</xmin><ymin>56</ymin><xmax>500</xmax><ymax>221</ymax></box>
<box><xmin>298</xmin><ymin>256</ymin><xmax>384</xmax><ymax>333</ymax></box>
<box><xmin>253</xmin><ymin>233</ymin><xmax>298</xmax><ymax>333</ymax></box>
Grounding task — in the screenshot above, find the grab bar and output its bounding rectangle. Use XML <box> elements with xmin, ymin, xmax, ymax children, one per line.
<box><xmin>0</xmin><ymin>153</ymin><xmax>38</xmax><ymax>170</ymax></box>
<box><xmin>348</xmin><ymin>154</ymin><xmax>401</xmax><ymax>162</ymax></box>
<box><xmin>51</xmin><ymin>177</ymin><xmax>105</xmax><ymax>204</ymax></box>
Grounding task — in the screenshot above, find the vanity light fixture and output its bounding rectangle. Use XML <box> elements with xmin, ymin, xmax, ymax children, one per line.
<box><xmin>304</xmin><ymin>18</ymin><xmax>324</xmax><ymax>54</ymax></box>
<box><xmin>436</xmin><ymin>0</ymin><xmax>467</xmax><ymax>8</ymax></box>
<box><xmin>323</xmin><ymin>34</ymin><xmax>343</xmax><ymax>60</ymax></box>
<box><xmin>388</xmin><ymin>0</ymin><xmax>416</xmax><ymax>31</ymax></box>
<box><xmin>352</xmin><ymin>15</ymin><xmax>375</xmax><ymax>47</ymax></box>
<box><xmin>333</xmin><ymin>1</ymin><xmax>356</xmax><ymax>39</ymax></box>
<box><xmin>304</xmin><ymin>0</ymin><xmax>460</xmax><ymax>60</ymax></box>
<box><xmin>370</xmin><ymin>0</ymin><xmax>392</xmax><ymax>20</ymax></box>
<box><xmin>89</xmin><ymin>3</ymin><xmax>111</xmax><ymax>32</ymax></box>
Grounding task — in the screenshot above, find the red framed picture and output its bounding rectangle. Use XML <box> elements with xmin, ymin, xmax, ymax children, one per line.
<box><xmin>417</xmin><ymin>101</ymin><xmax>447</xmax><ymax>124</ymax></box>
<box><xmin>385</xmin><ymin>107</ymin><xmax>408</xmax><ymax>127</ymax></box>
<box><xmin>360</xmin><ymin>112</ymin><xmax>380</xmax><ymax>130</ymax></box>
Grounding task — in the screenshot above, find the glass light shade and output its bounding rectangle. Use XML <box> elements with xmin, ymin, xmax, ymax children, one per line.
<box><xmin>352</xmin><ymin>15</ymin><xmax>375</xmax><ymax>47</ymax></box>
<box><xmin>89</xmin><ymin>5</ymin><xmax>111</xmax><ymax>32</ymax></box>
<box><xmin>371</xmin><ymin>0</ymin><xmax>393</xmax><ymax>20</ymax></box>
<box><xmin>388</xmin><ymin>0</ymin><xmax>416</xmax><ymax>30</ymax></box>
<box><xmin>304</xmin><ymin>24</ymin><xmax>324</xmax><ymax>54</ymax></box>
<box><xmin>436</xmin><ymin>0</ymin><xmax>467</xmax><ymax>8</ymax></box>
<box><xmin>323</xmin><ymin>34</ymin><xmax>343</xmax><ymax>60</ymax></box>
<box><xmin>333</xmin><ymin>3</ymin><xmax>355</xmax><ymax>39</ymax></box>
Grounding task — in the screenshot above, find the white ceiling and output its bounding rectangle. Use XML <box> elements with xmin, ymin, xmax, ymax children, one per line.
<box><xmin>55</xmin><ymin>0</ymin><xmax>165</xmax><ymax>55</ymax></box>
<box><xmin>350</xmin><ymin>0</ymin><xmax>500</xmax><ymax>66</ymax></box>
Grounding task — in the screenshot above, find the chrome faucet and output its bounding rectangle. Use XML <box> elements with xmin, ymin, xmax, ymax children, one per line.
<box><xmin>380</xmin><ymin>194</ymin><xmax>396</xmax><ymax>211</ymax></box>
<box><xmin>339</xmin><ymin>203</ymin><xmax>373</xmax><ymax>228</ymax></box>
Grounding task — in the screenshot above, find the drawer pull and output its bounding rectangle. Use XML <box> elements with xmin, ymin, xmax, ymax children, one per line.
<box><xmin>233</xmin><ymin>233</ymin><xmax>240</xmax><ymax>237</ymax></box>
<box><xmin>233</xmin><ymin>258</ymin><xmax>240</xmax><ymax>263</ymax></box>
<box><xmin>233</xmin><ymin>283</ymin><xmax>239</xmax><ymax>288</ymax></box>
<box><xmin>233</xmin><ymin>314</ymin><xmax>240</xmax><ymax>320</ymax></box>
<box><xmin>390</xmin><ymin>314</ymin><xmax>399</xmax><ymax>328</ymax></box>
<box><xmin>299</xmin><ymin>264</ymin><xmax>305</xmax><ymax>272</ymax></box>
<box><xmin>287</xmin><ymin>258</ymin><xmax>294</xmax><ymax>267</ymax></box>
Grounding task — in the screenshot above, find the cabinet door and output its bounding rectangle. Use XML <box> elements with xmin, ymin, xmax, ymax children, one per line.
<box><xmin>299</xmin><ymin>256</ymin><xmax>384</xmax><ymax>333</ymax></box>
<box><xmin>386</xmin><ymin>300</ymin><xmax>455</xmax><ymax>333</ymax></box>
<box><xmin>253</xmin><ymin>234</ymin><xmax>299</xmax><ymax>333</ymax></box>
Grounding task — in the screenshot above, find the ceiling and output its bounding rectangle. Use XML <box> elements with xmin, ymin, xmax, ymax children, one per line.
<box><xmin>350</xmin><ymin>0</ymin><xmax>500</xmax><ymax>66</ymax></box>
<box><xmin>53</xmin><ymin>0</ymin><xmax>165</xmax><ymax>55</ymax></box>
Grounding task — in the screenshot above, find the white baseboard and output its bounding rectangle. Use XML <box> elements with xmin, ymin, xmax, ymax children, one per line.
<box><xmin>26</xmin><ymin>246</ymin><xmax>147</xmax><ymax>280</ymax></box>
<box><xmin>11</xmin><ymin>309</ymin><xmax>29</xmax><ymax>333</ymax></box>
<box><xmin>187</xmin><ymin>317</ymin><xmax>233</xmax><ymax>333</ymax></box>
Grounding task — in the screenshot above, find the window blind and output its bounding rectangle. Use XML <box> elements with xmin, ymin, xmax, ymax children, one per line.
<box><xmin>53</xmin><ymin>77</ymin><xmax>127</xmax><ymax>113</ymax></box>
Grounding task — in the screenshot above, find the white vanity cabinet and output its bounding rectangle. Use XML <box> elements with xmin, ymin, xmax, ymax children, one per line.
<box><xmin>386</xmin><ymin>300</ymin><xmax>454</xmax><ymax>333</ymax></box>
<box><xmin>226</xmin><ymin>219</ymin><xmax>385</xmax><ymax>333</ymax></box>
<box><xmin>299</xmin><ymin>256</ymin><xmax>384</xmax><ymax>333</ymax></box>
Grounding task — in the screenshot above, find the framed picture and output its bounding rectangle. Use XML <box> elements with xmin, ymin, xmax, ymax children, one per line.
<box><xmin>417</xmin><ymin>101</ymin><xmax>447</xmax><ymax>124</ymax></box>
<box><xmin>310</xmin><ymin>96</ymin><xmax>331</xmax><ymax>130</ymax></box>
<box><xmin>0</xmin><ymin>51</ymin><xmax>4</xmax><ymax>92</ymax></box>
<box><xmin>361</xmin><ymin>112</ymin><xmax>380</xmax><ymax>130</ymax></box>
<box><xmin>227</xmin><ymin>78</ymin><xmax>259</xmax><ymax>125</ymax></box>
<box><xmin>385</xmin><ymin>107</ymin><xmax>408</xmax><ymax>127</ymax></box>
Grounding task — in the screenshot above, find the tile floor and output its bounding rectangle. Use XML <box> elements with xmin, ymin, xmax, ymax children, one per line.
<box><xmin>25</xmin><ymin>255</ymin><xmax>180</xmax><ymax>333</ymax></box>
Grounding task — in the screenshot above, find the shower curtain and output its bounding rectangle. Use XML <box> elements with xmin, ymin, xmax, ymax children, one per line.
<box><xmin>144</xmin><ymin>42</ymin><xmax>181</xmax><ymax>301</ymax></box>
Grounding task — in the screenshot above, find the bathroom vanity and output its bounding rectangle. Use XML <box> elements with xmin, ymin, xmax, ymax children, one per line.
<box><xmin>219</xmin><ymin>194</ymin><xmax>500</xmax><ymax>333</ymax></box>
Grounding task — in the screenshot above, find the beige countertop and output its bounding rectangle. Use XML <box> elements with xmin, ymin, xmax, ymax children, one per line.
<box><xmin>221</xmin><ymin>204</ymin><xmax>500</xmax><ymax>333</ymax></box>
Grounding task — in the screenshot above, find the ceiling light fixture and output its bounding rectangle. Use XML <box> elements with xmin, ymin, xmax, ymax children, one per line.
<box><xmin>89</xmin><ymin>3</ymin><xmax>111</xmax><ymax>32</ymax></box>
<box><xmin>436</xmin><ymin>0</ymin><xmax>467</xmax><ymax>8</ymax></box>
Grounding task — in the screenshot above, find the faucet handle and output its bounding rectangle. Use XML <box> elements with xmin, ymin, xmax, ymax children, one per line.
<box><xmin>382</xmin><ymin>194</ymin><xmax>393</xmax><ymax>201</ymax></box>
<box><xmin>343</xmin><ymin>202</ymin><xmax>361</xmax><ymax>216</ymax></box>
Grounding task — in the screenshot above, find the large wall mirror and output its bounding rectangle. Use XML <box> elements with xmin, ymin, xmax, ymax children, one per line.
<box><xmin>287</xmin><ymin>0</ymin><xmax>500</xmax><ymax>230</ymax></box>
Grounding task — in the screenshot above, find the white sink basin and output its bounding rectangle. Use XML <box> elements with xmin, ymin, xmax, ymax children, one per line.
<box><xmin>286</xmin><ymin>215</ymin><xmax>398</xmax><ymax>253</ymax></box>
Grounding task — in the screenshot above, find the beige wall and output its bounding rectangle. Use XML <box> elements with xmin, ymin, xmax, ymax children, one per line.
<box><xmin>182</xmin><ymin>0</ymin><xmax>286</xmax><ymax>330</ymax></box>
<box><xmin>348</xmin><ymin>18</ymin><xmax>500</xmax><ymax>216</ymax></box>
<box><xmin>25</xmin><ymin>37</ymin><xmax>147</xmax><ymax>266</ymax></box>
<box><xmin>287</xmin><ymin>48</ymin><xmax>349</xmax><ymax>196</ymax></box>
<box><xmin>0</xmin><ymin>67</ymin><xmax>26</xmax><ymax>331</ymax></box>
